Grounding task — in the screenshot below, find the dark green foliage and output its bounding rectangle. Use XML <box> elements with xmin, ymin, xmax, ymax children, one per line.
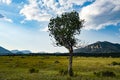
<box><xmin>94</xmin><ymin>70</ymin><xmax>116</xmax><ymax>77</ymax></box>
<box><xmin>66</xmin><ymin>76</ymin><xmax>71</xmax><ymax>80</ymax></box>
<box><xmin>48</xmin><ymin>11</ymin><xmax>84</xmax><ymax>49</ymax></box>
<box><xmin>111</xmin><ymin>61</ymin><xmax>120</xmax><ymax>66</ymax></box>
<box><xmin>54</xmin><ymin>60</ymin><xmax>60</xmax><ymax>63</ymax></box>
<box><xmin>29</xmin><ymin>68</ymin><xmax>39</xmax><ymax>73</ymax></box>
<box><xmin>20</xmin><ymin>56</ymin><xmax>25</xmax><ymax>58</ymax></box>
<box><xmin>59</xmin><ymin>69</ymin><xmax>68</xmax><ymax>76</ymax></box>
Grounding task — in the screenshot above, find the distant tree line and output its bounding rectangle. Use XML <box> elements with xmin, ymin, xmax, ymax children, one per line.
<box><xmin>1</xmin><ymin>53</ymin><xmax>120</xmax><ymax>57</ymax></box>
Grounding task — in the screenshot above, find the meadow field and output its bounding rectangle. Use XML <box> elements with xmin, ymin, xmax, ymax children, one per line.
<box><xmin>0</xmin><ymin>56</ymin><xmax>120</xmax><ymax>80</ymax></box>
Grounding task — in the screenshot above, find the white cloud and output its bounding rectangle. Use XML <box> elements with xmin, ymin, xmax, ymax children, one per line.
<box><xmin>20</xmin><ymin>20</ymin><xmax>25</xmax><ymax>24</ymax></box>
<box><xmin>68</xmin><ymin>0</ymin><xmax>94</xmax><ymax>5</ymax></box>
<box><xmin>20</xmin><ymin>0</ymin><xmax>93</xmax><ymax>22</ymax></box>
<box><xmin>0</xmin><ymin>0</ymin><xmax>12</xmax><ymax>5</ymax></box>
<box><xmin>0</xmin><ymin>14</ymin><xmax>13</xmax><ymax>23</ymax></box>
<box><xmin>3</xmin><ymin>17</ymin><xmax>13</xmax><ymax>23</ymax></box>
<box><xmin>80</xmin><ymin>0</ymin><xmax>120</xmax><ymax>30</ymax></box>
<box><xmin>40</xmin><ymin>27</ymin><xmax>48</xmax><ymax>32</ymax></box>
<box><xmin>20</xmin><ymin>0</ymin><xmax>51</xmax><ymax>22</ymax></box>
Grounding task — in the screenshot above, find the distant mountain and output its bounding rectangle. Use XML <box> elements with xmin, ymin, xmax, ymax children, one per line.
<box><xmin>0</xmin><ymin>46</ymin><xmax>11</xmax><ymax>55</ymax></box>
<box><xmin>11</xmin><ymin>50</ymin><xmax>23</xmax><ymax>54</ymax></box>
<box><xmin>11</xmin><ymin>50</ymin><xmax>32</xmax><ymax>54</ymax></box>
<box><xmin>21</xmin><ymin>50</ymin><xmax>32</xmax><ymax>54</ymax></box>
<box><xmin>74</xmin><ymin>41</ymin><xmax>120</xmax><ymax>53</ymax></box>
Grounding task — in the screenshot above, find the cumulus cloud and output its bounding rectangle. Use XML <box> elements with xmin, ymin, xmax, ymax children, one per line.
<box><xmin>0</xmin><ymin>0</ymin><xmax>12</xmax><ymax>5</ymax></box>
<box><xmin>0</xmin><ymin>13</ymin><xmax>13</xmax><ymax>23</ymax></box>
<box><xmin>80</xmin><ymin>0</ymin><xmax>120</xmax><ymax>30</ymax></box>
<box><xmin>3</xmin><ymin>17</ymin><xmax>13</xmax><ymax>22</ymax></box>
<box><xmin>40</xmin><ymin>27</ymin><xmax>48</xmax><ymax>32</ymax></box>
<box><xmin>20</xmin><ymin>0</ymin><xmax>93</xmax><ymax>22</ymax></box>
<box><xmin>20</xmin><ymin>0</ymin><xmax>51</xmax><ymax>22</ymax></box>
<box><xmin>67</xmin><ymin>0</ymin><xmax>94</xmax><ymax>5</ymax></box>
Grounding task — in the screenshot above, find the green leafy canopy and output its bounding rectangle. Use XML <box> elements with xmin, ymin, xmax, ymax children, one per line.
<box><xmin>48</xmin><ymin>11</ymin><xmax>84</xmax><ymax>50</ymax></box>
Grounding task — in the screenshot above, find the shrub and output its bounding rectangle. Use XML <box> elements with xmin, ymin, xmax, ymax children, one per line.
<box><xmin>29</xmin><ymin>68</ymin><xmax>39</xmax><ymax>73</ymax></box>
<box><xmin>66</xmin><ymin>76</ymin><xmax>71</xmax><ymax>80</ymax></box>
<box><xmin>54</xmin><ymin>60</ymin><xmax>60</xmax><ymax>63</ymax></box>
<box><xmin>21</xmin><ymin>56</ymin><xmax>25</xmax><ymax>58</ymax></box>
<box><xmin>8</xmin><ymin>58</ymin><xmax>13</xmax><ymax>61</ymax></box>
<box><xmin>94</xmin><ymin>70</ymin><xmax>116</xmax><ymax>77</ymax></box>
<box><xmin>59</xmin><ymin>69</ymin><xmax>68</xmax><ymax>76</ymax></box>
<box><xmin>111</xmin><ymin>61</ymin><xmax>120</xmax><ymax>66</ymax></box>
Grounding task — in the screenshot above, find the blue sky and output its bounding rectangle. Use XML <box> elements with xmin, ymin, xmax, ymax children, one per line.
<box><xmin>0</xmin><ymin>0</ymin><xmax>120</xmax><ymax>53</ymax></box>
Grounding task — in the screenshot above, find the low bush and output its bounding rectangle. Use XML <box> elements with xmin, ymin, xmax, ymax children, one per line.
<box><xmin>66</xmin><ymin>76</ymin><xmax>71</xmax><ymax>80</ymax></box>
<box><xmin>29</xmin><ymin>68</ymin><xmax>39</xmax><ymax>73</ymax></box>
<box><xmin>94</xmin><ymin>70</ymin><xmax>116</xmax><ymax>77</ymax></box>
<box><xmin>111</xmin><ymin>61</ymin><xmax>120</xmax><ymax>66</ymax></box>
<box><xmin>20</xmin><ymin>56</ymin><xmax>25</xmax><ymax>58</ymax></box>
<box><xmin>54</xmin><ymin>60</ymin><xmax>60</xmax><ymax>63</ymax></box>
<box><xmin>59</xmin><ymin>69</ymin><xmax>68</xmax><ymax>76</ymax></box>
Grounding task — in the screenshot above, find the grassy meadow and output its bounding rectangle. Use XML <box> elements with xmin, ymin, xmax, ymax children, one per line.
<box><xmin>0</xmin><ymin>56</ymin><xmax>120</xmax><ymax>80</ymax></box>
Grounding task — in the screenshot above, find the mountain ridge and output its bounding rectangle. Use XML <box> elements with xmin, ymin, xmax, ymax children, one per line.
<box><xmin>0</xmin><ymin>46</ymin><xmax>12</xmax><ymax>55</ymax></box>
<box><xmin>11</xmin><ymin>50</ymin><xmax>32</xmax><ymax>54</ymax></box>
<box><xmin>74</xmin><ymin>41</ymin><xmax>120</xmax><ymax>53</ymax></box>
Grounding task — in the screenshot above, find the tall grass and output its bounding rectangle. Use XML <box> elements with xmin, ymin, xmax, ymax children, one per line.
<box><xmin>0</xmin><ymin>56</ymin><xmax>120</xmax><ymax>80</ymax></box>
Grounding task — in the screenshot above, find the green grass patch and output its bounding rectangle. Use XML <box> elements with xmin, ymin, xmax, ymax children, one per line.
<box><xmin>0</xmin><ymin>56</ymin><xmax>120</xmax><ymax>80</ymax></box>
<box><xmin>94</xmin><ymin>70</ymin><xmax>116</xmax><ymax>77</ymax></box>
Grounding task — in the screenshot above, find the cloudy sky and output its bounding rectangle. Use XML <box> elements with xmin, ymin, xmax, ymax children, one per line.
<box><xmin>0</xmin><ymin>0</ymin><xmax>120</xmax><ymax>53</ymax></box>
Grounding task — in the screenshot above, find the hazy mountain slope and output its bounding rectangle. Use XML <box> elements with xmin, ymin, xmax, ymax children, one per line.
<box><xmin>0</xmin><ymin>46</ymin><xmax>11</xmax><ymax>55</ymax></box>
<box><xmin>74</xmin><ymin>41</ymin><xmax>120</xmax><ymax>53</ymax></box>
<box><xmin>11</xmin><ymin>50</ymin><xmax>31</xmax><ymax>54</ymax></box>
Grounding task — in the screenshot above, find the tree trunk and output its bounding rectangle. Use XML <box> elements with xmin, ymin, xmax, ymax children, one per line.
<box><xmin>68</xmin><ymin>47</ymin><xmax>73</xmax><ymax>76</ymax></box>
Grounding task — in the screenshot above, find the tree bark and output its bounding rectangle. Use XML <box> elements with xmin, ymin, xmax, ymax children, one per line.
<box><xmin>68</xmin><ymin>47</ymin><xmax>73</xmax><ymax>76</ymax></box>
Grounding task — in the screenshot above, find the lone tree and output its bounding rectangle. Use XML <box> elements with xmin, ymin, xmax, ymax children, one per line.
<box><xmin>48</xmin><ymin>11</ymin><xmax>84</xmax><ymax>76</ymax></box>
